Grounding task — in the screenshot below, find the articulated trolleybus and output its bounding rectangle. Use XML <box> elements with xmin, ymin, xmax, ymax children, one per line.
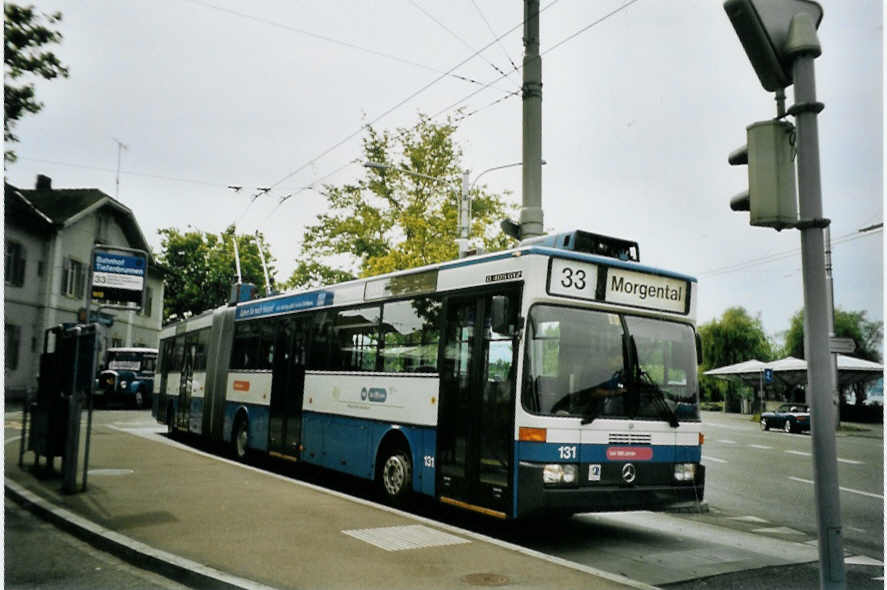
<box><xmin>153</xmin><ymin>230</ymin><xmax>705</xmax><ymax>519</ymax></box>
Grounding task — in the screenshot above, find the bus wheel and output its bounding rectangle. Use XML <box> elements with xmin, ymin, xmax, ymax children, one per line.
<box><xmin>232</xmin><ymin>416</ymin><xmax>249</xmax><ymax>461</ymax></box>
<box><xmin>134</xmin><ymin>390</ymin><xmax>145</xmax><ymax>409</ymax></box>
<box><xmin>379</xmin><ymin>450</ymin><xmax>412</xmax><ymax>503</ymax></box>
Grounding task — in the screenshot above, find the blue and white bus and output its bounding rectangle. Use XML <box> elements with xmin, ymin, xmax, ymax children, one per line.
<box><xmin>153</xmin><ymin>230</ymin><xmax>705</xmax><ymax>519</ymax></box>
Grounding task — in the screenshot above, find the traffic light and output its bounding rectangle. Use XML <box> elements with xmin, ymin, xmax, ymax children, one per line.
<box><xmin>728</xmin><ymin>119</ymin><xmax>798</xmax><ymax>230</ymax></box>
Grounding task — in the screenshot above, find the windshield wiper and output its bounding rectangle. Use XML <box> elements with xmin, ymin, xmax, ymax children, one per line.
<box><xmin>627</xmin><ymin>335</ymin><xmax>680</xmax><ymax>428</ymax></box>
<box><xmin>637</xmin><ymin>372</ymin><xmax>680</xmax><ymax>428</ymax></box>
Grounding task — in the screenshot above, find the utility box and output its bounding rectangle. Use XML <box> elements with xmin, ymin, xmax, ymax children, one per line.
<box><xmin>747</xmin><ymin>119</ymin><xmax>798</xmax><ymax>230</ymax></box>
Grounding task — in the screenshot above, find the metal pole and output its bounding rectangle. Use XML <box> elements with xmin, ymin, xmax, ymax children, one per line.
<box><xmin>824</xmin><ymin>225</ymin><xmax>840</xmax><ymax>429</ymax></box>
<box><xmin>82</xmin><ymin>323</ymin><xmax>97</xmax><ymax>492</ymax></box>
<box><xmin>787</xmin><ymin>13</ymin><xmax>845</xmax><ymax>589</ymax></box>
<box><xmin>521</xmin><ymin>0</ymin><xmax>543</xmax><ymax>239</ymax></box>
<box><xmin>232</xmin><ymin>233</ymin><xmax>243</xmax><ymax>284</ymax></box>
<box><xmin>457</xmin><ymin>169</ymin><xmax>471</xmax><ymax>258</ymax></box>
<box><xmin>254</xmin><ymin>232</ymin><xmax>272</xmax><ymax>296</ymax></box>
<box><xmin>62</xmin><ymin>327</ymin><xmax>82</xmax><ymax>494</ymax></box>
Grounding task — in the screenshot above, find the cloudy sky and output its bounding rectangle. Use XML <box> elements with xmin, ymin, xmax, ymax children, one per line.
<box><xmin>6</xmin><ymin>0</ymin><xmax>883</xmax><ymax>343</ymax></box>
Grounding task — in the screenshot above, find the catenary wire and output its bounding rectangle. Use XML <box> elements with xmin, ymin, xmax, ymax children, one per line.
<box><xmin>263</xmin><ymin>3</ymin><xmax>555</xmax><ymax>191</ymax></box>
<box><xmin>471</xmin><ymin>0</ymin><xmax>520</xmax><ymax>73</ymax></box>
<box><xmin>409</xmin><ymin>0</ymin><xmax>514</xmax><ymax>83</ymax></box>
<box><xmin>430</xmin><ymin>0</ymin><xmax>639</xmax><ymax>121</ymax></box>
<box><xmin>181</xmin><ymin>0</ymin><xmax>503</xmax><ymax>90</ymax></box>
<box><xmin>697</xmin><ymin>228</ymin><xmax>882</xmax><ymax>278</ymax></box>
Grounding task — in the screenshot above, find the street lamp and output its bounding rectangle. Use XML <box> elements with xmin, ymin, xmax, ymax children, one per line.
<box><xmin>364</xmin><ymin>160</ymin><xmax>545</xmax><ymax>258</ymax></box>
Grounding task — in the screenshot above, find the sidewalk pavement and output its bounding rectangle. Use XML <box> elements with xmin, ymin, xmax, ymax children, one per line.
<box><xmin>5</xmin><ymin>416</ymin><xmax>653</xmax><ymax>590</ymax></box>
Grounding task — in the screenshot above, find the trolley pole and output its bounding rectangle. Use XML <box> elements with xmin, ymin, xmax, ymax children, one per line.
<box><xmin>787</xmin><ymin>13</ymin><xmax>846</xmax><ymax>589</ymax></box>
<box><xmin>520</xmin><ymin>0</ymin><xmax>544</xmax><ymax>239</ymax></box>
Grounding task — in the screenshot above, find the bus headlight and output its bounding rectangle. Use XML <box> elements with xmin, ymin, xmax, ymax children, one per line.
<box><xmin>120</xmin><ymin>380</ymin><xmax>128</xmax><ymax>391</ymax></box>
<box><xmin>674</xmin><ymin>463</ymin><xmax>696</xmax><ymax>482</ymax></box>
<box><xmin>543</xmin><ymin>464</ymin><xmax>578</xmax><ymax>486</ymax></box>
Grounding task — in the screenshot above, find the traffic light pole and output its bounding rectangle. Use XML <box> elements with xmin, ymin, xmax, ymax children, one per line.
<box><xmin>786</xmin><ymin>13</ymin><xmax>846</xmax><ymax>589</ymax></box>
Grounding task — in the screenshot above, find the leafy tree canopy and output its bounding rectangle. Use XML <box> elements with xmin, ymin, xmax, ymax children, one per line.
<box><xmin>699</xmin><ymin>306</ymin><xmax>773</xmax><ymax>371</ymax></box>
<box><xmin>782</xmin><ymin>308</ymin><xmax>883</xmax><ymax>405</ymax></box>
<box><xmin>698</xmin><ymin>307</ymin><xmax>773</xmax><ymax>406</ymax></box>
<box><xmin>4</xmin><ymin>3</ymin><xmax>69</xmax><ymax>162</ymax></box>
<box><xmin>157</xmin><ymin>226</ymin><xmax>277</xmax><ymax>322</ymax></box>
<box><xmin>286</xmin><ymin>114</ymin><xmax>516</xmax><ymax>288</ymax></box>
<box><xmin>782</xmin><ymin>308</ymin><xmax>883</xmax><ymax>363</ymax></box>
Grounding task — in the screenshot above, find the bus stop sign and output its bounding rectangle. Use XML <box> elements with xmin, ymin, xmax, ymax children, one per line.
<box><xmin>92</xmin><ymin>251</ymin><xmax>146</xmax><ymax>307</ymax></box>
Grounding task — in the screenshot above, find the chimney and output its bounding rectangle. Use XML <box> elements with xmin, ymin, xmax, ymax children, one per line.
<box><xmin>35</xmin><ymin>174</ymin><xmax>52</xmax><ymax>190</ymax></box>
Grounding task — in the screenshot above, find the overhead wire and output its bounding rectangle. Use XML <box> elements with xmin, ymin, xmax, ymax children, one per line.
<box><xmin>471</xmin><ymin>0</ymin><xmax>520</xmax><ymax>73</ymax></box>
<box><xmin>15</xmin><ymin>156</ymin><xmax>226</xmax><ymax>188</ymax></box>
<box><xmin>181</xmin><ymin>0</ymin><xmax>502</xmax><ymax>90</ymax></box>
<box><xmin>430</xmin><ymin>0</ymin><xmax>637</xmax><ymax>122</ymax></box>
<box><xmin>697</xmin><ymin>227</ymin><xmax>882</xmax><ymax>278</ymax></box>
<box><xmin>263</xmin><ymin>4</ymin><xmax>550</xmax><ymax>191</ymax></box>
<box><xmin>408</xmin><ymin>0</ymin><xmax>514</xmax><ymax>83</ymax></box>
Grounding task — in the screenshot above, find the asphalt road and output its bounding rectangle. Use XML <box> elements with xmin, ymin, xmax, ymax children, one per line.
<box><xmin>4</xmin><ymin>497</ymin><xmax>189</xmax><ymax>590</ymax></box>
<box><xmin>699</xmin><ymin>410</ymin><xmax>884</xmax><ymax>559</ymax></box>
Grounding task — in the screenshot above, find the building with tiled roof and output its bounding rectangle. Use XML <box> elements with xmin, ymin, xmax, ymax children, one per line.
<box><xmin>4</xmin><ymin>175</ymin><xmax>164</xmax><ymax>400</ymax></box>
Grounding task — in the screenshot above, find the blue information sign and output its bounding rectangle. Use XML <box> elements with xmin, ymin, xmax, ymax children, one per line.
<box><xmin>91</xmin><ymin>252</ymin><xmax>146</xmax><ymax>306</ymax></box>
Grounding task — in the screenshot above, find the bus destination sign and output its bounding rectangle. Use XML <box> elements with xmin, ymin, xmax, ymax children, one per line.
<box><xmin>547</xmin><ymin>258</ymin><xmax>689</xmax><ymax>314</ymax></box>
<box><xmin>604</xmin><ymin>268</ymin><xmax>687</xmax><ymax>314</ymax></box>
<box><xmin>92</xmin><ymin>252</ymin><xmax>146</xmax><ymax>306</ymax></box>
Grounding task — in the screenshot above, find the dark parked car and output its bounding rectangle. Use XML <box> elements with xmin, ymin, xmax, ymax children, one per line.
<box><xmin>761</xmin><ymin>403</ymin><xmax>810</xmax><ymax>433</ymax></box>
<box><xmin>96</xmin><ymin>347</ymin><xmax>158</xmax><ymax>408</ymax></box>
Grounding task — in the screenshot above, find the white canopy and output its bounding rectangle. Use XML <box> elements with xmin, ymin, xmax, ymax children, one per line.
<box><xmin>704</xmin><ymin>355</ymin><xmax>884</xmax><ymax>388</ymax></box>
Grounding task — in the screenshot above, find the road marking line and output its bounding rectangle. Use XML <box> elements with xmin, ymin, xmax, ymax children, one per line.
<box><xmin>788</xmin><ymin>476</ymin><xmax>883</xmax><ymax>499</ymax></box>
<box><xmin>753</xmin><ymin>526</ymin><xmax>806</xmax><ymax>536</ymax></box>
<box><xmin>749</xmin><ymin>444</ymin><xmax>772</xmax><ymax>449</ymax></box>
<box><xmin>784</xmin><ymin>450</ymin><xmax>863</xmax><ymax>465</ymax></box>
<box><xmin>716</xmin><ymin>439</ymin><xmax>737</xmax><ymax>444</ymax></box>
<box><xmin>5</xmin><ymin>437</ymin><xmax>21</xmax><ymax>445</ymax></box>
<box><xmin>728</xmin><ymin>515</ymin><xmax>769</xmax><ymax>523</ymax></box>
<box><xmin>845</xmin><ymin>555</ymin><xmax>883</xmax><ymax>566</ymax></box>
<box><xmin>703</xmin><ymin>455</ymin><xmax>727</xmax><ymax>463</ymax></box>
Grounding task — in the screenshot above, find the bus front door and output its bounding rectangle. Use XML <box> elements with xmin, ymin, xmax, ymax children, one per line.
<box><xmin>437</xmin><ymin>290</ymin><xmax>518</xmax><ymax>519</ymax></box>
<box><xmin>268</xmin><ymin>318</ymin><xmax>307</xmax><ymax>459</ymax></box>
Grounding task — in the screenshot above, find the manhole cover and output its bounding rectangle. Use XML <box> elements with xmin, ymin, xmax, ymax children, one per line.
<box><xmin>461</xmin><ymin>573</ymin><xmax>510</xmax><ymax>586</ymax></box>
<box><xmin>87</xmin><ymin>469</ymin><xmax>134</xmax><ymax>476</ymax></box>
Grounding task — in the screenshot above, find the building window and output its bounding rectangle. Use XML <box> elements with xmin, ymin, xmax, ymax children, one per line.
<box><xmin>5</xmin><ymin>324</ymin><xmax>20</xmax><ymax>370</ymax></box>
<box><xmin>62</xmin><ymin>257</ymin><xmax>86</xmax><ymax>298</ymax></box>
<box><xmin>5</xmin><ymin>240</ymin><xmax>26</xmax><ymax>287</ymax></box>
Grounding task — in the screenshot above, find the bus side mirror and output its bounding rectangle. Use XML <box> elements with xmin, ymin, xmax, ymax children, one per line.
<box><xmin>490</xmin><ymin>295</ymin><xmax>511</xmax><ymax>336</ymax></box>
<box><xmin>696</xmin><ymin>332</ymin><xmax>703</xmax><ymax>365</ymax></box>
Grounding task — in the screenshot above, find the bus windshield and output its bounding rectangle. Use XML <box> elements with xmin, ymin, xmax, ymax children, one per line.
<box><xmin>522</xmin><ymin>305</ymin><xmax>699</xmax><ymax>423</ymax></box>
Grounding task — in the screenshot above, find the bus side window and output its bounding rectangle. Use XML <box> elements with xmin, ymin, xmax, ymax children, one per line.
<box><xmin>332</xmin><ymin>305</ymin><xmax>381</xmax><ymax>372</ymax></box>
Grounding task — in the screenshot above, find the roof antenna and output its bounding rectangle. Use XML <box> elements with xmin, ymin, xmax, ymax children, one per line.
<box><xmin>112</xmin><ymin>138</ymin><xmax>128</xmax><ymax>198</ymax></box>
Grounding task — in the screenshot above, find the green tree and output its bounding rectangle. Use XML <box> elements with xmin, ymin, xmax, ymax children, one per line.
<box><xmin>698</xmin><ymin>307</ymin><xmax>773</xmax><ymax>410</ymax></box>
<box><xmin>782</xmin><ymin>308</ymin><xmax>883</xmax><ymax>404</ymax></box>
<box><xmin>4</xmin><ymin>3</ymin><xmax>69</xmax><ymax>163</ymax></box>
<box><xmin>157</xmin><ymin>226</ymin><xmax>277</xmax><ymax>322</ymax></box>
<box><xmin>286</xmin><ymin>114</ymin><xmax>516</xmax><ymax>288</ymax></box>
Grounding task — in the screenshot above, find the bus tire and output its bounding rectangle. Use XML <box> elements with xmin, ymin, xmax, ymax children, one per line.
<box><xmin>134</xmin><ymin>389</ymin><xmax>145</xmax><ymax>410</ymax></box>
<box><xmin>378</xmin><ymin>449</ymin><xmax>412</xmax><ymax>504</ymax></box>
<box><xmin>232</xmin><ymin>415</ymin><xmax>249</xmax><ymax>462</ymax></box>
